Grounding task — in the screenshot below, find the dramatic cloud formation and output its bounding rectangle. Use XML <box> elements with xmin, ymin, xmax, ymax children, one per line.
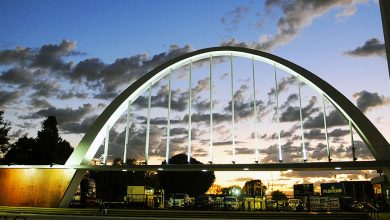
<box><xmin>0</xmin><ymin>41</ymin><xmax>193</xmax><ymax>105</ymax></box>
<box><xmin>133</xmin><ymin>77</ymin><xmax>210</xmax><ymax>112</ymax></box>
<box><xmin>69</xmin><ymin>45</ymin><xmax>193</xmax><ymax>99</ymax></box>
<box><xmin>224</xmin><ymin>84</ymin><xmax>268</xmax><ymax>120</ymax></box>
<box><xmin>280</xmin><ymin>96</ymin><xmax>319</xmax><ymax>122</ymax></box>
<box><xmin>221</xmin><ymin>0</ymin><xmax>366</xmax><ymax>51</ymax></box>
<box><xmin>19</xmin><ymin>104</ymin><xmax>94</xmax><ymax>127</ymax></box>
<box><xmin>28</xmin><ymin>98</ymin><xmax>53</xmax><ymax>109</ymax></box>
<box><xmin>0</xmin><ymin>90</ymin><xmax>21</xmax><ymax>108</ymax></box>
<box><xmin>353</xmin><ymin>90</ymin><xmax>390</xmax><ymax>112</ymax></box>
<box><xmin>345</xmin><ymin>38</ymin><xmax>385</xmax><ymax>57</ymax></box>
<box><xmin>61</xmin><ymin>114</ymin><xmax>99</xmax><ymax>134</ymax></box>
<box><xmin>0</xmin><ymin>39</ymin><xmax>79</xmax><ymax>70</ymax></box>
<box><xmin>0</xmin><ymin>68</ymin><xmax>34</xmax><ymax>86</ymax></box>
<box><xmin>304</xmin><ymin>109</ymin><xmax>348</xmax><ymax>129</ymax></box>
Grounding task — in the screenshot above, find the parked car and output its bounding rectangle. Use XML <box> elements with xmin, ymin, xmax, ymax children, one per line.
<box><xmin>224</xmin><ymin>196</ymin><xmax>240</xmax><ymax>210</ymax></box>
<box><xmin>212</xmin><ymin>195</ymin><xmax>225</xmax><ymax>210</ymax></box>
<box><xmin>168</xmin><ymin>193</ymin><xmax>191</xmax><ymax>208</ymax></box>
<box><xmin>194</xmin><ymin>195</ymin><xmax>214</xmax><ymax>210</ymax></box>
<box><xmin>287</xmin><ymin>199</ymin><xmax>302</xmax><ymax>211</ymax></box>
<box><xmin>351</xmin><ymin>201</ymin><xmax>364</xmax><ymax>212</ymax></box>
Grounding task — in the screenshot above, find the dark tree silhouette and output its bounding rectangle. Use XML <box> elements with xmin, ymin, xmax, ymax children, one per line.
<box><xmin>271</xmin><ymin>190</ymin><xmax>288</xmax><ymax>201</ymax></box>
<box><xmin>158</xmin><ymin>154</ymin><xmax>215</xmax><ymax>197</ymax></box>
<box><xmin>3</xmin><ymin>116</ymin><xmax>73</xmax><ymax>165</ymax></box>
<box><xmin>2</xmin><ymin>135</ymin><xmax>35</xmax><ymax>164</ymax></box>
<box><xmin>242</xmin><ymin>180</ymin><xmax>266</xmax><ymax>196</ymax></box>
<box><xmin>221</xmin><ymin>185</ymin><xmax>241</xmax><ymax>196</ymax></box>
<box><xmin>90</xmin><ymin>158</ymin><xmax>160</xmax><ymax>202</ymax></box>
<box><xmin>0</xmin><ymin>111</ymin><xmax>11</xmax><ymax>156</ymax></box>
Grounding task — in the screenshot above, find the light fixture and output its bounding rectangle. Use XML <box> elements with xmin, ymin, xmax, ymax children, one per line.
<box><xmin>335</xmin><ymin>167</ymin><xmax>341</xmax><ymax>170</ymax></box>
<box><xmin>158</xmin><ymin>168</ymin><xmax>164</xmax><ymax>171</ymax></box>
<box><xmin>243</xmin><ymin>168</ymin><xmax>249</xmax><ymax>171</ymax></box>
<box><xmin>201</xmin><ymin>169</ymin><xmax>208</xmax><ymax>172</ymax></box>
<box><xmin>287</xmin><ymin>169</ymin><xmax>293</xmax><ymax>172</ymax></box>
<box><xmin>122</xmin><ymin>169</ymin><xmax>127</xmax><ymax>172</ymax></box>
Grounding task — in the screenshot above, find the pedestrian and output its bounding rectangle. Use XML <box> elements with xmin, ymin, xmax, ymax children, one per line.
<box><xmin>98</xmin><ymin>201</ymin><xmax>103</xmax><ymax>214</ymax></box>
<box><xmin>103</xmin><ymin>202</ymin><xmax>108</xmax><ymax>214</ymax></box>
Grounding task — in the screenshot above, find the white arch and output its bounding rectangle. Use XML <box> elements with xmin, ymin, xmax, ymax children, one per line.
<box><xmin>65</xmin><ymin>47</ymin><xmax>390</xmax><ymax>166</ymax></box>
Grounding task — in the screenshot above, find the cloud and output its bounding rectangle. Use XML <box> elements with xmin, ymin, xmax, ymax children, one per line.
<box><xmin>32</xmin><ymin>39</ymin><xmax>80</xmax><ymax>71</ymax></box>
<box><xmin>0</xmin><ymin>39</ymin><xmax>80</xmax><ymax>72</ymax></box>
<box><xmin>354</xmin><ymin>140</ymin><xmax>374</xmax><ymax>160</ymax></box>
<box><xmin>61</xmin><ymin>114</ymin><xmax>98</xmax><ymax>134</ymax></box>
<box><xmin>304</xmin><ymin>109</ymin><xmax>347</xmax><ymax>129</ymax></box>
<box><xmin>269</xmin><ymin>129</ymin><xmax>294</xmax><ymax>139</ymax></box>
<box><xmin>133</xmin><ymin>77</ymin><xmax>211</xmax><ymax>113</ymax></box>
<box><xmin>0</xmin><ymin>90</ymin><xmax>21</xmax><ymax>108</ymax></box>
<box><xmin>329</xmin><ymin>128</ymin><xmax>350</xmax><ymax>137</ymax></box>
<box><xmin>281</xmin><ymin>93</ymin><xmax>298</xmax><ymax>109</ymax></box>
<box><xmin>0</xmin><ymin>40</ymin><xmax>87</xmax><ymax>102</ymax></box>
<box><xmin>261</xmin><ymin>141</ymin><xmax>303</xmax><ymax>163</ymax></box>
<box><xmin>280</xmin><ymin>96</ymin><xmax>319</xmax><ymax>122</ymax></box>
<box><xmin>184</xmin><ymin>112</ymin><xmax>232</xmax><ymax>125</ymax></box>
<box><xmin>57</xmin><ymin>91</ymin><xmax>88</xmax><ymax>100</ymax></box>
<box><xmin>0</xmin><ymin>41</ymin><xmax>193</xmax><ymax>101</ymax></box>
<box><xmin>133</xmin><ymin>86</ymin><xmax>189</xmax><ymax>112</ymax></box>
<box><xmin>344</xmin><ymin>38</ymin><xmax>385</xmax><ymax>57</ymax></box>
<box><xmin>221</xmin><ymin>5</ymin><xmax>250</xmax><ymax>31</ymax></box>
<box><xmin>19</xmin><ymin>103</ymin><xmax>94</xmax><ymax>126</ymax></box>
<box><xmin>0</xmin><ymin>68</ymin><xmax>34</xmax><ymax>87</ymax></box>
<box><xmin>0</xmin><ymin>47</ymin><xmax>33</xmax><ymax>65</ymax></box>
<box><xmin>222</xmin><ymin>0</ymin><xmax>366</xmax><ymax>51</ymax></box>
<box><xmin>215</xmin><ymin>141</ymin><xmax>245</xmax><ymax>146</ymax></box>
<box><xmin>309</xmin><ymin>143</ymin><xmax>327</xmax><ymax>161</ymax></box>
<box><xmin>353</xmin><ymin>90</ymin><xmax>390</xmax><ymax>112</ymax></box>
<box><xmin>9</xmin><ymin>129</ymin><xmax>23</xmax><ymax>138</ymax></box>
<box><xmin>304</xmin><ymin>129</ymin><xmax>324</xmax><ymax>140</ymax></box>
<box><xmin>225</xmin><ymin>84</ymin><xmax>268</xmax><ymax>120</ymax></box>
<box><xmin>31</xmin><ymin>80</ymin><xmax>60</xmax><ymax>98</ymax></box>
<box><xmin>28</xmin><ymin>98</ymin><xmax>53</xmax><ymax>109</ymax></box>
<box><xmin>193</xmin><ymin>77</ymin><xmax>210</xmax><ymax>95</ymax></box>
<box><xmin>233</xmin><ymin>177</ymin><xmax>254</xmax><ymax>182</ymax></box>
<box><xmin>268</xmin><ymin>76</ymin><xmax>296</xmax><ymax>97</ymax></box>
<box><xmin>69</xmin><ymin>45</ymin><xmax>193</xmax><ymax>99</ymax></box>
<box><xmin>95</xmin><ymin>124</ymin><xmax>188</xmax><ymax>161</ymax></box>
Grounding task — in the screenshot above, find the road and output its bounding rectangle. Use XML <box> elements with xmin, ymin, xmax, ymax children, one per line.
<box><xmin>0</xmin><ymin>206</ymin><xmax>370</xmax><ymax>220</ymax></box>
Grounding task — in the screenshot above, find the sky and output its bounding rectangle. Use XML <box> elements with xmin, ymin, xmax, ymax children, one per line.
<box><xmin>1</xmin><ymin>0</ymin><xmax>389</xmax><ymax>194</ymax></box>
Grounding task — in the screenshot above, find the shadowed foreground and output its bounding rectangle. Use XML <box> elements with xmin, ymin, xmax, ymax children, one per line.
<box><xmin>0</xmin><ymin>206</ymin><xmax>372</xmax><ymax>220</ymax></box>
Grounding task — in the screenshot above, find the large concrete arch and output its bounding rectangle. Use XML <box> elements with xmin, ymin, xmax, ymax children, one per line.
<box><xmin>59</xmin><ymin>46</ymin><xmax>390</xmax><ymax>207</ymax></box>
<box><xmin>66</xmin><ymin>46</ymin><xmax>390</xmax><ymax>166</ymax></box>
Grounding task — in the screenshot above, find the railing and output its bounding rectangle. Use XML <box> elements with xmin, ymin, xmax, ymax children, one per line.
<box><xmin>365</xmin><ymin>202</ymin><xmax>379</xmax><ymax>220</ymax></box>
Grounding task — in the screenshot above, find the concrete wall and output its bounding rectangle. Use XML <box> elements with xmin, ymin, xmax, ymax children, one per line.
<box><xmin>0</xmin><ymin>169</ymin><xmax>75</xmax><ymax>207</ymax></box>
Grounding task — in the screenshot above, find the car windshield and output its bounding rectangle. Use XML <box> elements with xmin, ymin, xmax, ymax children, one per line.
<box><xmin>289</xmin><ymin>200</ymin><xmax>300</xmax><ymax>204</ymax></box>
<box><xmin>172</xmin><ymin>194</ymin><xmax>185</xmax><ymax>199</ymax></box>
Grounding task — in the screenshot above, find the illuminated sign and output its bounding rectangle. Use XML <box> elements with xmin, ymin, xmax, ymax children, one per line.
<box><xmin>294</xmin><ymin>184</ymin><xmax>314</xmax><ymax>196</ymax></box>
<box><xmin>321</xmin><ymin>183</ymin><xmax>344</xmax><ymax>195</ymax></box>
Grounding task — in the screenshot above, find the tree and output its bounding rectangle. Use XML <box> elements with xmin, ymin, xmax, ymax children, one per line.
<box><xmin>221</xmin><ymin>185</ymin><xmax>242</xmax><ymax>196</ymax></box>
<box><xmin>3</xmin><ymin>116</ymin><xmax>73</xmax><ymax>164</ymax></box>
<box><xmin>207</xmin><ymin>184</ymin><xmax>223</xmax><ymax>195</ymax></box>
<box><xmin>271</xmin><ymin>190</ymin><xmax>288</xmax><ymax>201</ymax></box>
<box><xmin>242</xmin><ymin>180</ymin><xmax>267</xmax><ymax>197</ymax></box>
<box><xmin>158</xmin><ymin>154</ymin><xmax>215</xmax><ymax>197</ymax></box>
<box><xmin>0</xmin><ymin>111</ymin><xmax>11</xmax><ymax>156</ymax></box>
<box><xmin>35</xmin><ymin>116</ymin><xmax>73</xmax><ymax>164</ymax></box>
<box><xmin>2</xmin><ymin>135</ymin><xmax>35</xmax><ymax>164</ymax></box>
<box><xmin>90</xmin><ymin>158</ymin><xmax>160</xmax><ymax>202</ymax></box>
